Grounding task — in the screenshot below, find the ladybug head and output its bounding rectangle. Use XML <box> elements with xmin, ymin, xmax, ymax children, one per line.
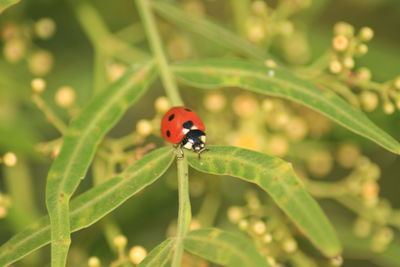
<box><xmin>182</xmin><ymin>129</ymin><xmax>207</xmax><ymax>156</ymax></box>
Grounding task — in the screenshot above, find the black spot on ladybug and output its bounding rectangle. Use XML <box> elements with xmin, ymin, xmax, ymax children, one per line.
<box><xmin>184</xmin><ymin>108</ymin><xmax>192</xmax><ymax>112</ymax></box>
<box><xmin>168</xmin><ymin>114</ymin><xmax>175</xmax><ymax>121</ymax></box>
<box><xmin>166</xmin><ymin>130</ymin><xmax>171</xmax><ymax>137</ymax></box>
<box><xmin>183</xmin><ymin>120</ymin><xmax>193</xmax><ymax>129</ymax></box>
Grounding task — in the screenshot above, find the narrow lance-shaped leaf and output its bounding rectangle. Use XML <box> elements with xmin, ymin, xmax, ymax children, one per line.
<box><xmin>0</xmin><ymin>147</ymin><xmax>174</xmax><ymax>266</ymax></box>
<box><xmin>138</xmin><ymin>238</ymin><xmax>175</xmax><ymax>267</ymax></box>
<box><xmin>173</xmin><ymin>59</ymin><xmax>400</xmax><ymax>155</ymax></box>
<box><xmin>187</xmin><ymin>146</ymin><xmax>342</xmax><ymax>257</ymax></box>
<box><xmin>151</xmin><ymin>0</ymin><xmax>268</xmax><ymax>60</ymax></box>
<box><xmin>184</xmin><ymin>228</ymin><xmax>271</xmax><ymax>267</ymax></box>
<box><xmin>0</xmin><ymin>0</ymin><xmax>20</xmax><ymax>13</ymax></box>
<box><xmin>45</xmin><ymin>60</ymin><xmax>157</xmax><ymax>266</ymax></box>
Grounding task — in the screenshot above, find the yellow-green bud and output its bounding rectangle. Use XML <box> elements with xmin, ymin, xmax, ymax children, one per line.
<box><xmin>31</xmin><ymin>78</ymin><xmax>46</xmax><ymax>93</ymax></box>
<box><xmin>136</xmin><ymin>119</ymin><xmax>153</xmax><ymax>136</ymax></box>
<box><xmin>154</xmin><ymin>96</ymin><xmax>171</xmax><ymax>113</ymax></box>
<box><xmin>252</xmin><ymin>220</ymin><xmax>266</xmax><ymax>235</ymax></box>
<box><xmin>343</xmin><ymin>57</ymin><xmax>355</xmax><ymax>69</ymax></box>
<box><xmin>282</xmin><ymin>238</ymin><xmax>297</xmax><ymax>253</ymax></box>
<box><xmin>357</xmin><ymin>67</ymin><xmax>372</xmax><ymax>81</ymax></box>
<box><xmin>35</xmin><ymin>17</ymin><xmax>56</xmax><ymax>40</ymax></box>
<box><xmin>113</xmin><ymin>235</ymin><xmax>127</xmax><ymax>249</ymax></box>
<box><xmin>129</xmin><ymin>246</ymin><xmax>147</xmax><ymax>264</ymax></box>
<box><xmin>356</xmin><ymin>44</ymin><xmax>368</xmax><ymax>56</ymax></box>
<box><xmin>334</xmin><ymin>21</ymin><xmax>354</xmax><ymax>36</ymax></box>
<box><xmin>329</xmin><ymin>60</ymin><xmax>342</xmax><ymax>74</ymax></box>
<box><xmin>360</xmin><ymin>91</ymin><xmax>378</xmax><ymax>112</ymax></box>
<box><xmin>2</xmin><ymin>152</ymin><xmax>17</xmax><ymax>167</ymax></box>
<box><xmin>359</xmin><ymin>27</ymin><xmax>374</xmax><ymax>41</ymax></box>
<box><xmin>55</xmin><ymin>86</ymin><xmax>76</xmax><ymax>108</ymax></box>
<box><xmin>383</xmin><ymin>102</ymin><xmax>395</xmax><ymax>114</ymax></box>
<box><xmin>227</xmin><ymin>206</ymin><xmax>243</xmax><ymax>224</ymax></box>
<box><xmin>88</xmin><ymin>257</ymin><xmax>101</xmax><ymax>267</ymax></box>
<box><xmin>332</xmin><ymin>35</ymin><xmax>348</xmax><ymax>51</ymax></box>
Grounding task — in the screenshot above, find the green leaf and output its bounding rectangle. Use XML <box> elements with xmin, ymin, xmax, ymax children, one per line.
<box><xmin>45</xmin><ymin>61</ymin><xmax>157</xmax><ymax>266</ymax></box>
<box><xmin>173</xmin><ymin>59</ymin><xmax>400</xmax><ymax>155</ymax></box>
<box><xmin>187</xmin><ymin>146</ymin><xmax>341</xmax><ymax>257</ymax></box>
<box><xmin>0</xmin><ymin>147</ymin><xmax>174</xmax><ymax>266</ymax></box>
<box><xmin>184</xmin><ymin>228</ymin><xmax>271</xmax><ymax>267</ymax></box>
<box><xmin>138</xmin><ymin>238</ymin><xmax>174</xmax><ymax>267</ymax></box>
<box><xmin>0</xmin><ymin>0</ymin><xmax>19</xmax><ymax>13</ymax></box>
<box><xmin>151</xmin><ymin>1</ymin><xmax>268</xmax><ymax>60</ymax></box>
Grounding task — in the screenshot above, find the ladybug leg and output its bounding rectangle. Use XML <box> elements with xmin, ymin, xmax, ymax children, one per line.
<box><xmin>174</xmin><ymin>143</ymin><xmax>184</xmax><ymax>159</ymax></box>
<box><xmin>198</xmin><ymin>148</ymin><xmax>209</xmax><ymax>160</ymax></box>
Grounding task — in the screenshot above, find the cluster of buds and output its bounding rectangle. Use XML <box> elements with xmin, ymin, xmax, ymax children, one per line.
<box><xmin>330</xmin><ymin>22</ymin><xmax>373</xmax><ymax>74</ymax></box>
<box><xmin>226</xmin><ymin>191</ymin><xmax>308</xmax><ymax>266</ymax></box>
<box><xmin>2</xmin><ymin>18</ymin><xmax>55</xmax><ymax>76</ymax></box>
<box><xmin>245</xmin><ymin>0</ymin><xmax>309</xmax><ymax>43</ymax></box>
<box><xmin>88</xmin><ymin>234</ymin><xmax>148</xmax><ymax>266</ymax></box>
<box><xmin>329</xmin><ymin>22</ymin><xmax>400</xmax><ymax>113</ymax></box>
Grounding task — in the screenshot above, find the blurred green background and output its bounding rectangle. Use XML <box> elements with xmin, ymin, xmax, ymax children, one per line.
<box><xmin>0</xmin><ymin>0</ymin><xmax>400</xmax><ymax>266</ymax></box>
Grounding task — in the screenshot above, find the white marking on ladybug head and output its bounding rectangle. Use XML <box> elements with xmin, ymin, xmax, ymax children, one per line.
<box><xmin>200</xmin><ymin>135</ymin><xmax>206</xmax><ymax>143</ymax></box>
<box><xmin>184</xmin><ymin>142</ymin><xmax>193</xmax><ymax>150</ymax></box>
<box><xmin>191</xmin><ymin>126</ymin><xmax>198</xmax><ymax>130</ymax></box>
<box><xmin>182</xmin><ymin>128</ymin><xmax>190</xmax><ymax>135</ymax></box>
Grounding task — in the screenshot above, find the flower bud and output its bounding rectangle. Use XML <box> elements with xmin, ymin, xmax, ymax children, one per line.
<box><xmin>204</xmin><ymin>92</ymin><xmax>226</xmax><ymax>112</ymax></box>
<box><xmin>113</xmin><ymin>235</ymin><xmax>127</xmax><ymax>249</ymax></box>
<box><xmin>383</xmin><ymin>102</ymin><xmax>395</xmax><ymax>114</ymax></box>
<box><xmin>252</xmin><ymin>220</ymin><xmax>266</xmax><ymax>235</ymax></box>
<box><xmin>238</xmin><ymin>219</ymin><xmax>248</xmax><ymax>230</ymax></box>
<box><xmin>3</xmin><ymin>38</ymin><xmax>26</xmax><ymax>63</ymax></box>
<box><xmin>334</xmin><ymin>21</ymin><xmax>354</xmax><ymax>36</ymax></box>
<box><xmin>356</xmin><ymin>44</ymin><xmax>368</xmax><ymax>56</ymax></box>
<box><xmin>31</xmin><ymin>78</ymin><xmax>46</xmax><ymax>93</ymax></box>
<box><xmin>136</xmin><ymin>119</ymin><xmax>153</xmax><ymax>136</ymax></box>
<box><xmin>88</xmin><ymin>257</ymin><xmax>101</xmax><ymax>267</ymax></box>
<box><xmin>282</xmin><ymin>238</ymin><xmax>297</xmax><ymax>253</ymax></box>
<box><xmin>227</xmin><ymin>206</ymin><xmax>243</xmax><ymax>224</ymax></box>
<box><xmin>353</xmin><ymin>217</ymin><xmax>371</xmax><ymax>237</ymax></box>
<box><xmin>357</xmin><ymin>67</ymin><xmax>372</xmax><ymax>81</ymax></box>
<box><xmin>3</xmin><ymin>152</ymin><xmax>17</xmax><ymax>167</ymax></box>
<box><xmin>360</xmin><ymin>91</ymin><xmax>378</xmax><ymax>112</ymax></box>
<box><xmin>154</xmin><ymin>96</ymin><xmax>171</xmax><ymax>113</ymax></box>
<box><xmin>359</xmin><ymin>27</ymin><xmax>374</xmax><ymax>41</ymax></box>
<box><xmin>343</xmin><ymin>57</ymin><xmax>355</xmax><ymax>69</ymax></box>
<box><xmin>332</xmin><ymin>35</ymin><xmax>348</xmax><ymax>51</ymax></box>
<box><xmin>129</xmin><ymin>246</ymin><xmax>147</xmax><ymax>264</ymax></box>
<box><xmin>329</xmin><ymin>60</ymin><xmax>342</xmax><ymax>74</ymax></box>
<box><xmin>28</xmin><ymin>50</ymin><xmax>54</xmax><ymax>76</ymax></box>
<box><xmin>55</xmin><ymin>86</ymin><xmax>76</xmax><ymax>108</ymax></box>
<box><xmin>35</xmin><ymin>17</ymin><xmax>56</xmax><ymax>40</ymax></box>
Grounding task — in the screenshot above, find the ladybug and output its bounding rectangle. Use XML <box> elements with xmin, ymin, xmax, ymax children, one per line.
<box><xmin>161</xmin><ymin>106</ymin><xmax>208</xmax><ymax>157</ymax></box>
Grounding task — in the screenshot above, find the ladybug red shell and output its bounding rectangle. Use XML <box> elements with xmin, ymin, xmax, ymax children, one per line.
<box><xmin>161</xmin><ymin>106</ymin><xmax>207</xmax><ymax>155</ymax></box>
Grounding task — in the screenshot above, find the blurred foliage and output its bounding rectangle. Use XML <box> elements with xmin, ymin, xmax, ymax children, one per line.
<box><xmin>0</xmin><ymin>0</ymin><xmax>399</xmax><ymax>266</ymax></box>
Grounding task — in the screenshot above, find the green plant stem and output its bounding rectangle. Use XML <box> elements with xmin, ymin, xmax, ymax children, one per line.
<box><xmin>230</xmin><ymin>0</ymin><xmax>250</xmax><ymax>36</ymax></box>
<box><xmin>136</xmin><ymin>2</ymin><xmax>190</xmax><ymax>266</ymax></box>
<box><xmin>172</xmin><ymin>157</ymin><xmax>191</xmax><ymax>267</ymax></box>
<box><xmin>136</xmin><ymin>0</ymin><xmax>183</xmax><ymax>106</ymax></box>
<box><xmin>32</xmin><ymin>94</ymin><xmax>67</xmax><ymax>134</ymax></box>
